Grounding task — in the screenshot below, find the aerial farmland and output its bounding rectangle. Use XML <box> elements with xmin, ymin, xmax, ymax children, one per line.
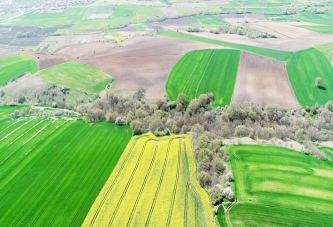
<box><xmin>1</xmin><ymin>0</ymin><xmax>333</xmax><ymax>226</ymax></box>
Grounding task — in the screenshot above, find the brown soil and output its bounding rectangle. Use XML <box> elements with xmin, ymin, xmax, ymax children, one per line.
<box><xmin>56</xmin><ymin>36</ymin><xmax>223</xmax><ymax>99</ymax></box>
<box><xmin>117</xmin><ymin>26</ymin><xmax>141</xmax><ymax>36</ymax></box>
<box><xmin>232</xmin><ymin>51</ymin><xmax>300</xmax><ymax>108</ymax></box>
<box><xmin>159</xmin><ymin>7</ymin><xmax>179</xmax><ymax>18</ymax></box>
<box><xmin>56</xmin><ymin>42</ymin><xmax>115</xmax><ymax>60</ymax></box>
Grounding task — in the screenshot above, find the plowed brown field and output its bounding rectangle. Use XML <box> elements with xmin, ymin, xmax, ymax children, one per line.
<box><xmin>232</xmin><ymin>51</ymin><xmax>299</xmax><ymax>108</ymax></box>
<box><xmin>57</xmin><ymin>36</ymin><xmax>223</xmax><ymax>98</ymax></box>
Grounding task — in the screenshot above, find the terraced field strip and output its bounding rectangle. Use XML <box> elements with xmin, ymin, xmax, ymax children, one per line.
<box><xmin>39</xmin><ymin>61</ymin><xmax>112</xmax><ymax>94</ymax></box>
<box><xmin>0</xmin><ymin>55</ymin><xmax>38</xmax><ymax>86</ymax></box>
<box><xmin>0</xmin><ymin>118</ymin><xmax>132</xmax><ymax>227</ymax></box>
<box><xmin>83</xmin><ymin>133</ymin><xmax>216</xmax><ymax>227</ymax></box>
<box><xmin>225</xmin><ymin>145</ymin><xmax>333</xmax><ymax>226</ymax></box>
<box><xmin>166</xmin><ymin>49</ymin><xmax>240</xmax><ymax>107</ymax></box>
<box><xmin>286</xmin><ymin>48</ymin><xmax>333</xmax><ymax>106</ymax></box>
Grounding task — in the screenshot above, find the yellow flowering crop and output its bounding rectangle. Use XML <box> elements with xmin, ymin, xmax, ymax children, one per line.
<box><xmin>82</xmin><ymin>133</ymin><xmax>216</xmax><ymax>227</ymax></box>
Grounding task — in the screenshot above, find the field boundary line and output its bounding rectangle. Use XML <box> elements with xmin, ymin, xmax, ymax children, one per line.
<box><xmin>195</xmin><ymin>50</ymin><xmax>215</xmax><ymax>98</ymax></box>
<box><xmin>1</xmin><ymin>120</ymin><xmax>74</xmax><ymax>225</ymax></box>
<box><xmin>0</xmin><ymin>119</ymin><xmax>22</xmax><ymax>135</ymax></box>
<box><xmin>126</xmin><ymin>141</ymin><xmax>159</xmax><ymax>227</ymax></box>
<box><xmin>0</xmin><ymin>120</ymin><xmax>46</xmax><ymax>165</ymax></box>
<box><xmin>107</xmin><ymin>139</ymin><xmax>152</xmax><ymax>227</ymax></box>
<box><xmin>145</xmin><ymin>139</ymin><xmax>173</xmax><ymax>227</ymax></box>
<box><xmin>88</xmin><ymin>137</ymin><xmax>141</xmax><ymax>227</ymax></box>
<box><xmin>0</xmin><ymin>118</ymin><xmax>34</xmax><ymax>143</ymax></box>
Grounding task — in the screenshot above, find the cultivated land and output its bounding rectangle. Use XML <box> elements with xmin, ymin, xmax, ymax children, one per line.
<box><xmin>226</xmin><ymin>145</ymin><xmax>333</xmax><ymax>227</ymax></box>
<box><xmin>61</xmin><ymin>36</ymin><xmax>223</xmax><ymax>99</ymax></box>
<box><xmin>166</xmin><ymin>49</ymin><xmax>240</xmax><ymax>107</ymax></box>
<box><xmin>232</xmin><ymin>51</ymin><xmax>300</xmax><ymax>108</ymax></box>
<box><xmin>83</xmin><ymin>133</ymin><xmax>216</xmax><ymax>227</ymax></box>
<box><xmin>286</xmin><ymin>48</ymin><xmax>333</xmax><ymax>106</ymax></box>
<box><xmin>0</xmin><ymin>117</ymin><xmax>132</xmax><ymax>227</ymax></box>
<box><xmin>39</xmin><ymin>61</ymin><xmax>112</xmax><ymax>94</ymax></box>
<box><xmin>0</xmin><ymin>54</ymin><xmax>38</xmax><ymax>86</ymax></box>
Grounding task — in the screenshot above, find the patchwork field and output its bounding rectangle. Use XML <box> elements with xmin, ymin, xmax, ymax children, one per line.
<box><xmin>159</xmin><ymin>30</ymin><xmax>292</xmax><ymax>61</ymax></box>
<box><xmin>166</xmin><ymin>49</ymin><xmax>240</xmax><ymax>107</ymax></box>
<box><xmin>0</xmin><ymin>117</ymin><xmax>132</xmax><ymax>227</ymax></box>
<box><xmin>225</xmin><ymin>145</ymin><xmax>333</xmax><ymax>227</ymax></box>
<box><xmin>0</xmin><ymin>54</ymin><xmax>38</xmax><ymax>86</ymax></box>
<box><xmin>39</xmin><ymin>61</ymin><xmax>112</xmax><ymax>94</ymax></box>
<box><xmin>83</xmin><ymin>133</ymin><xmax>216</xmax><ymax>227</ymax></box>
<box><xmin>232</xmin><ymin>51</ymin><xmax>299</xmax><ymax>108</ymax></box>
<box><xmin>62</xmin><ymin>36</ymin><xmax>223</xmax><ymax>99</ymax></box>
<box><xmin>286</xmin><ymin>48</ymin><xmax>333</xmax><ymax>106</ymax></box>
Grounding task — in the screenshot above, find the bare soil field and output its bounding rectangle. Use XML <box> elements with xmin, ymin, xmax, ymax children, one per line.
<box><xmin>56</xmin><ymin>36</ymin><xmax>223</xmax><ymax>98</ymax></box>
<box><xmin>34</xmin><ymin>55</ymin><xmax>66</xmax><ymax>70</ymax></box>
<box><xmin>39</xmin><ymin>33</ymin><xmax>105</xmax><ymax>53</ymax></box>
<box><xmin>232</xmin><ymin>51</ymin><xmax>299</xmax><ymax>108</ymax></box>
<box><xmin>117</xmin><ymin>26</ymin><xmax>141</xmax><ymax>36</ymax></box>
<box><xmin>216</xmin><ymin>14</ymin><xmax>267</xmax><ymax>23</ymax></box>
<box><xmin>159</xmin><ymin>7</ymin><xmax>179</xmax><ymax>18</ymax></box>
<box><xmin>55</xmin><ymin>42</ymin><xmax>115</xmax><ymax>60</ymax></box>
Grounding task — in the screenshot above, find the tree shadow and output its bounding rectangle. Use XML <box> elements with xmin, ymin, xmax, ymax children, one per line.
<box><xmin>318</xmin><ymin>86</ymin><xmax>326</xmax><ymax>90</ymax></box>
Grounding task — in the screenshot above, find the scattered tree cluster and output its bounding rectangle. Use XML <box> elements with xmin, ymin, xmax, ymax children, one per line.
<box><xmin>210</xmin><ymin>25</ymin><xmax>277</xmax><ymax>39</ymax></box>
<box><xmin>76</xmin><ymin>88</ymin><xmax>333</xmax><ymax>205</ymax></box>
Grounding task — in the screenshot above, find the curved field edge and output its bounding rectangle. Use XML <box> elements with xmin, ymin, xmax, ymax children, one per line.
<box><xmin>158</xmin><ymin>30</ymin><xmax>292</xmax><ymax>61</ymax></box>
<box><xmin>286</xmin><ymin>48</ymin><xmax>333</xmax><ymax>106</ymax></box>
<box><xmin>39</xmin><ymin>61</ymin><xmax>112</xmax><ymax>94</ymax></box>
<box><xmin>166</xmin><ymin>49</ymin><xmax>240</xmax><ymax>107</ymax></box>
<box><xmin>82</xmin><ymin>133</ymin><xmax>216</xmax><ymax>227</ymax></box>
<box><xmin>224</xmin><ymin>144</ymin><xmax>333</xmax><ymax>227</ymax></box>
<box><xmin>0</xmin><ymin>118</ymin><xmax>132</xmax><ymax>227</ymax></box>
<box><xmin>0</xmin><ymin>54</ymin><xmax>38</xmax><ymax>86</ymax></box>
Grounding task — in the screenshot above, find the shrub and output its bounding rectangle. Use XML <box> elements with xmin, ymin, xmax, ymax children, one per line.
<box><xmin>198</xmin><ymin>171</ymin><xmax>211</xmax><ymax>187</ymax></box>
<box><xmin>235</xmin><ymin>125</ymin><xmax>249</xmax><ymax>137</ymax></box>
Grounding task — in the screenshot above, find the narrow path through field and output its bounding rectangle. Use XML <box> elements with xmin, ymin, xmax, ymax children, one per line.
<box><xmin>0</xmin><ymin>9</ymin><xmax>25</xmax><ymax>24</ymax></box>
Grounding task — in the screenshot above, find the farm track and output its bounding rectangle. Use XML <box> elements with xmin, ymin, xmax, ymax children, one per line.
<box><xmin>88</xmin><ymin>137</ymin><xmax>141</xmax><ymax>227</ymax></box>
<box><xmin>47</xmin><ymin>127</ymin><xmax>118</xmax><ymax>227</ymax></box>
<box><xmin>0</xmin><ymin>118</ymin><xmax>35</xmax><ymax>143</ymax></box>
<box><xmin>67</xmin><ymin>131</ymin><xmax>129</xmax><ymax>227</ymax></box>
<box><xmin>0</xmin><ymin>119</ymin><xmax>45</xmax><ymax>161</ymax></box>
<box><xmin>126</xmin><ymin>142</ymin><xmax>158</xmax><ymax>227</ymax></box>
<box><xmin>28</xmin><ymin>129</ymin><xmax>106</xmax><ymax>227</ymax></box>
<box><xmin>165</xmin><ymin>140</ymin><xmax>181</xmax><ymax>227</ymax></box>
<box><xmin>7</xmin><ymin>122</ymin><xmax>90</xmax><ymax>226</ymax></box>
<box><xmin>107</xmin><ymin>139</ymin><xmax>151</xmax><ymax>227</ymax></box>
<box><xmin>0</xmin><ymin>120</ymin><xmax>72</xmax><ymax>218</ymax></box>
<box><xmin>0</xmin><ymin>119</ymin><xmax>22</xmax><ymax>135</ymax></box>
<box><xmin>145</xmin><ymin>139</ymin><xmax>173</xmax><ymax>227</ymax></box>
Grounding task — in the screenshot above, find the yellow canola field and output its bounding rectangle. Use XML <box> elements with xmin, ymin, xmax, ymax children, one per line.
<box><xmin>82</xmin><ymin>133</ymin><xmax>216</xmax><ymax>227</ymax></box>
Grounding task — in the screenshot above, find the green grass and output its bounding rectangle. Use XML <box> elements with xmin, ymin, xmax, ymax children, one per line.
<box><xmin>0</xmin><ymin>55</ymin><xmax>38</xmax><ymax>86</ymax></box>
<box><xmin>225</xmin><ymin>144</ymin><xmax>333</xmax><ymax>227</ymax></box>
<box><xmin>39</xmin><ymin>61</ymin><xmax>112</xmax><ymax>94</ymax></box>
<box><xmin>286</xmin><ymin>48</ymin><xmax>333</xmax><ymax>106</ymax></box>
<box><xmin>0</xmin><ymin>117</ymin><xmax>132</xmax><ymax>227</ymax></box>
<box><xmin>301</xmin><ymin>25</ymin><xmax>333</xmax><ymax>34</ymax></box>
<box><xmin>0</xmin><ymin>105</ymin><xmax>28</xmax><ymax>118</ymax></box>
<box><xmin>192</xmin><ymin>14</ymin><xmax>226</xmax><ymax>26</ymax></box>
<box><xmin>166</xmin><ymin>49</ymin><xmax>240</xmax><ymax>107</ymax></box>
<box><xmin>9</xmin><ymin>7</ymin><xmax>88</xmax><ymax>27</ymax></box>
<box><xmin>158</xmin><ymin>30</ymin><xmax>292</xmax><ymax>61</ymax></box>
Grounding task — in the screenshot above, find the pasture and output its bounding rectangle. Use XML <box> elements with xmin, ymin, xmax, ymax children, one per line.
<box><xmin>0</xmin><ymin>105</ymin><xmax>28</xmax><ymax>118</ymax></box>
<box><xmin>39</xmin><ymin>61</ymin><xmax>112</xmax><ymax>94</ymax></box>
<box><xmin>0</xmin><ymin>117</ymin><xmax>132</xmax><ymax>227</ymax></box>
<box><xmin>166</xmin><ymin>49</ymin><xmax>240</xmax><ymax>107</ymax></box>
<box><xmin>225</xmin><ymin>145</ymin><xmax>333</xmax><ymax>227</ymax></box>
<box><xmin>286</xmin><ymin>48</ymin><xmax>333</xmax><ymax>106</ymax></box>
<box><xmin>0</xmin><ymin>55</ymin><xmax>38</xmax><ymax>86</ymax></box>
<box><xmin>83</xmin><ymin>133</ymin><xmax>216</xmax><ymax>227</ymax></box>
